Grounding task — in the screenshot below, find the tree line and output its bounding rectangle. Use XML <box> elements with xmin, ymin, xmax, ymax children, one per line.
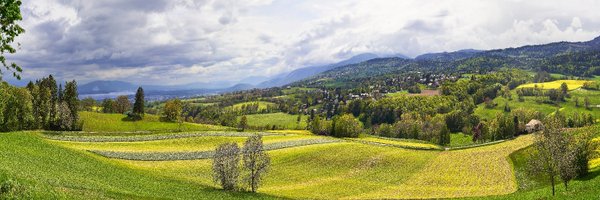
<box><xmin>0</xmin><ymin>75</ymin><xmax>81</xmax><ymax>132</ymax></box>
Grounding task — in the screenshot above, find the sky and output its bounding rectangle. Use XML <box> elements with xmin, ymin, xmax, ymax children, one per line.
<box><xmin>4</xmin><ymin>0</ymin><xmax>600</xmax><ymax>86</ymax></box>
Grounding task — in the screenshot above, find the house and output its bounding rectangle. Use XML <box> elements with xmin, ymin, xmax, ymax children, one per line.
<box><xmin>525</xmin><ymin>119</ymin><xmax>544</xmax><ymax>133</ymax></box>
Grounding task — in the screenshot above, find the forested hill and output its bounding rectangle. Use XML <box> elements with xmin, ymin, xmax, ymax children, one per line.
<box><xmin>294</xmin><ymin>36</ymin><xmax>600</xmax><ymax>88</ymax></box>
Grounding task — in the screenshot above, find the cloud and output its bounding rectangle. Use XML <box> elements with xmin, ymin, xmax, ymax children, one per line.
<box><xmin>5</xmin><ymin>0</ymin><xmax>600</xmax><ymax>85</ymax></box>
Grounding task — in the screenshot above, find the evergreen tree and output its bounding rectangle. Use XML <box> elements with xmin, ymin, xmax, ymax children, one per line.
<box><xmin>133</xmin><ymin>87</ymin><xmax>145</xmax><ymax>116</ymax></box>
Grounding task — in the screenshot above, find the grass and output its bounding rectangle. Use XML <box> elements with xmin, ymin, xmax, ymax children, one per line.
<box><xmin>240</xmin><ymin>112</ymin><xmax>308</xmax><ymax>130</ymax></box>
<box><xmin>450</xmin><ymin>132</ymin><xmax>475</xmax><ymax>147</ymax></box>
<box><xmin>517</xmin><ymin>80</ymin><xmax>592</xmax><ymax>90</ymax></box>
<box><xmin>89</xmin><ymin>138</ymin><xmax>342</xmax><ymax>161</ymax></box>
<box><xmin>45</xmin><ymin>131</ymin><xmax>282</xmax><ymax>142</ymax></box>
<box><xmin>348</xmin><ymin>136</ymin><xmax>442</xmax><ymax>150</ymax></box>
<box><xmin>476</xmin><ymin>138</ymin><xmax>600</xmax><ymax>199</ymax></box>
<box><xmin>0</xmin><ymin>132</ymin><xmax>277</xmax><ymax>199</ymax></box>
<box><xmin>231</xmin><ymin>101</ymin><xmax>275</xmax><ymax>110</ymax></box>
<box><xmin>357</xmin><ymin>134</ymin><xmax>535</xmax><ymax>199</ymax></box>
<box><xmin>5</xmin><ymin>121</ymin><xmax>600</xmax><ymax>199</ymax></box>
<box><xmin>474</xmin><ymin>96</ymin><xmax>557</xmax><ymax>120</ymax></box>
<box><xmin>56</xmin><ymin>130</ymin><xmax>537</xmax><ymax>199</ymax></box>
<box><xmin>385</xmin><ymin>90</ymin><xmax>408</xmax><ymax>97</ymax></box>
<box><xmin>80</xmin><ymin>111</ymin><xmax>228</xmax><ymax>133</ymax></box>
<box><xmin>115</xmin><ymin>142</ymin><xmax>439</xmax><ymax>199</ymax></box>
<box><xmin>49</xmin><ymin>134</ymin><xmax>316</xmax><ymax>153</ymax></box>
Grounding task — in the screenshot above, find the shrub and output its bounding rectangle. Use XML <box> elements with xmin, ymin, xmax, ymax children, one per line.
<box><xmin>332</xmin><ymin>114</ymin><xmax>363</xmax><ymax>138</ymax></box>
<box><xmin>212</xmin><ymin>143</ymin><xmax>241</xmax><ymax>190</ymax></box>
<box><xmin>376</xmin><ymin>123</ymin><xmax>395</xmax><ymax>138</ymax></box>
<box><xmin>162</xmin><ymin>99</ymin><xmax>183</xmax><ymax>122</ymax></box>
<box><xmin>0</xmin><ymin>179</ymin><xmax>27</xmax><ymax>199</ymax></box>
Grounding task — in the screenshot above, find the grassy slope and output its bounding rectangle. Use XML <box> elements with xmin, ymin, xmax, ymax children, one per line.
<box><xmin>0</xmin><ymin>132</ymin><xmax>276</xmax><ymax>199</ymax></box>
<box><xmin>240</xmin><ymin>113</ymin><xmax>308</xmax><ymax>130</ymax></box>
<box><xmin>115</xmin><ymin>142</ymin><xmax>438</xmax><ymax>199</ymax></box>
<box><xmin>358</xmin><ymin>134</ymin><xmax>534</xmax><ymax>199</ymax></box>
<box><xmin>80</xmin><ymin>111</ymin><xmax>228</xmax><ymax>133</ymax></box>
<box><xmin>450</xmin><ymin>132</ymin><xmax>475</xmax><ymax>147</ymax></box>
<box><xmin>231</xmin><ymin>101</ymin><xmax>276</xmax><ymax>110</ymax></box>
<box><xmin>475</xmin><ymin>96</ymin><xmax>557</xmax><ymax>120</ymax></box>
<box><xmin>473</xmin><ymin>125</ymin><xmax>600</xmax><ymax>199</ymax></box>
<box><xmin>517</xmin><ymin>80</ymin><xmax>591</xmax><ymax>90</ymax></box>
<box><xmin>50</xmin><ymin>134</ymin><xmax>317</xmax><ymax>153</ymax></box>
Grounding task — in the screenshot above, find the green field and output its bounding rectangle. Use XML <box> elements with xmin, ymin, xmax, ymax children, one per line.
<box><xmin>0</xmin><ymin>132</ymin><xmax>277</xmax><ymax>199</ymax></box>
<box><xmin>517</xmin><ymin>80</ymin><xmax>591</xmax><ymax>90</ymax></box>
<box><xmin>240</xmin><ymin>112</ymin><xmax>308</xmax><ymax>130</ymax></box>
<box><xmin>449</xmin><ymin>133</ymin><xmax>475</xmax><ymax>147</ymax></box>
<box><xmin>231</xmin><ymin>101</ymin><xmax>276</xmax><ymax>110</ymax></box>
<box><xmin>474</xmin><ymin>96</ymin><xmax>558</xmax><ymax>120</ymax></box>
<box><xmin>2</xmin><ymin>118</ymin><xmax>600</xmax><ymax>199</ymax></box>
<box><xmin>80</xmin><ymin>111</ymin><xmax>228</xmax><ymax>133</ymax></box>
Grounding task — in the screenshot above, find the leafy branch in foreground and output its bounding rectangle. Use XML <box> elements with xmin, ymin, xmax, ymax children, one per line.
<box><xmin>0</xmin><ymin>0</ymin><xmax>25</xmax><ymax>80</ymax></box>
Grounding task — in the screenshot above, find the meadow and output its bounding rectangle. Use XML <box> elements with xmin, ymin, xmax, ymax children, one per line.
<box><xmin>79</xmin><ymin>111</ymin><xmax>228</xmax><ymax>133</ymax></box>
<box><xmin>2</xmin><ymin>112</ymin><xmax>600</xmax><ymax>199</ymax></box>
<box><xmin>516</xmin><ymin>80</ymin><xmax>591</xmax><ymax>90</ymax></box>
<box><xmin>240</xmin><ymin>112</ymin><xmax>308</xmax><ymax>130</ymax></box>
<box><xmin>231</xmin><ymin>101</ymin><xmax>276</xmax><ymax>110</ymax></box>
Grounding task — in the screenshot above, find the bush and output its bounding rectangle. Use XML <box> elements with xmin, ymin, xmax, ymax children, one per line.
<box><xmin>376</xmin><ymin>123</ymin><xmax>395</xmax><ymax>137</ymax></box>
<box><xmin>332</xmin><ymin>114</ymin><xmax>363</xmax><ymax>138</ymax></box>
<box><xmin>0</xmin><ymin>179</ymin><xmax>27</xmax><ymax>199</ymax></box>
<box><xmin>162</xmin><ymin>99</ymin><xmax>182</xmax><ymax>122</ymax></box>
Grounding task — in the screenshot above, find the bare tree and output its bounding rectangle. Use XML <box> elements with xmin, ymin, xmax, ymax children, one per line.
<box><xmin>242</xmin><ymin>135</ymin><xmax>270</xmax><ymax>192</ymax></box>
<box><xmin>212</xmin><ymin>143</ymin><xmax>241</xmax><ymax>190</ymax></box>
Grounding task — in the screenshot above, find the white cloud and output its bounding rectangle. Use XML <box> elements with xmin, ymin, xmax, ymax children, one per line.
<box><xmin>5</xmin><ymin>0</ymin><xmax>600</xmax><ymax>85</ymax></box>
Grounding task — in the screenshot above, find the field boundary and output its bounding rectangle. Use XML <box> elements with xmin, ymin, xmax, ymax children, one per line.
<box><xmin>90</xmin><ymin>138</ymin><xmax>342</xmax><ymax>161</ymax></box>
<box><xmin>345</xmin><ymin>138</ymin><xmax>443</xmax><ymax>151</ymax></box>
<box><xmin>44</xmin><ymin>131</ymin><xmax>286</xmax><ymax>142</ymax></box>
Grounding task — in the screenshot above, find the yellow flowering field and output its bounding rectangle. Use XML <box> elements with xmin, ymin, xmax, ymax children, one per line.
<box><xmin>355</xmin><ymin>134</ymin><xmax>534</xmax><ymax>199</ymax></box>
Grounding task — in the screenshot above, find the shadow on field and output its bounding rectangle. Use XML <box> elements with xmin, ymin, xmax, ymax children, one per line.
<box><xmin>578</xmin><ymin>167</ymin><xmax>600</xmax><ymax>181</ymax></box>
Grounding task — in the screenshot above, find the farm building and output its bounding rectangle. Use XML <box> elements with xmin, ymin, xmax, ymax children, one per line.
<box><xmin>525</xmin><ymin>119</ymin><xmax>543</xmax><ymax>133</ymax></box>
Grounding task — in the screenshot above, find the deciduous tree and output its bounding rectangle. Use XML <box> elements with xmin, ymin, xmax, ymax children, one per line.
<box><xmin>212</xmin><ymin>143</ymin><xmax>241</xmax><ymax>191</ymax></box>
<box><xmin>0</xmin><ymin>0</ymin><xmax>25</xmax><ymax>80</ymax></box>
<box><xmin>242</xmin><ymin>135</ymin><xmax>270</xmax><ymax>192</ymax></box>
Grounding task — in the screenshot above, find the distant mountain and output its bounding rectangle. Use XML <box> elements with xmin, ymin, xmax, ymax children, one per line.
<box><xmin>258</xmin><ymin>53</ymin><xmax>380</xmax><ymax>88</ymax></box>
<box><xmin>415</xmin><ymin>49</ymin><xmax>483</xmax><ymax>61</ymax></box>
<box><xmin>79</xmin><ymin>80</ymin><xmax>137</xmax><ymax>94</ymax></box>
<box><xmin>295</xmin><ymin>36</ymin><xmax>600</xmax><ymax>87</ymax></box>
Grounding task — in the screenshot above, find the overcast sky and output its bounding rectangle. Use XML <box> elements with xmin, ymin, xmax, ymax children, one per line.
<box><xmin>5</xmin><ymin>0</ymin><xmax>600</xmax><ymax>85</ymax></box>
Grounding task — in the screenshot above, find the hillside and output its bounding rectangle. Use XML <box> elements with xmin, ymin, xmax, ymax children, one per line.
<box><xmin>295</xmin><ymin>36</ymin><xmax>600</xmax><ymax>88</ymax></box>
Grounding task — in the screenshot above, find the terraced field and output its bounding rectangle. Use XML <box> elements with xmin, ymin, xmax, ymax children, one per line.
<box><xmin>43</xmin><ymin>129</ymin><xmax>539</xmax><ymax>199</ymax></box>
<box><xmin>80</xmin><ymin>111</ymin><xmax>228</xmax><ymax>133</ymax></box>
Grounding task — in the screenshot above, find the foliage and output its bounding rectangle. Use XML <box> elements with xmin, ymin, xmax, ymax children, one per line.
<box><xmin>238</xmin><ymin>115</ymin><xmax>248</xmax><ymax>131</ymax></box>
<box><xmin>132</xmin><ymin>87</ymin><xmax>145</xmax><ymax>119</ymax></box>
<box><xmin>0</xmin><ymin>132</ymin><xmax>269</xmax><ymax>199</ymax></box>
<box><xmin>527</xmin><ymin>116</ymin><xmax>575</xmax><ymax>196</ymax></box>
<box><xmin>212</xmin><ymin>143</ymin><xmax>241</xmax><ymax>190</ymax></box>
<box><xmin>0</xmin><ymin>82</ymin><xmax>33</xmax><ymax>131</ymax></box>
<box><xmin>162</xmin><ymin>99</ymin><xmax>182</xmax><ymax>122</ymax></box>
<box><xmin>0</xmin><ymin>0</ymin><xmax>25</xmax><ymax>80</ymax></box>
<box><xmin>242</xmin><ymin>135</ymin><xmax>270</xmax><ymax>192</ymax></box>
<box><xmin>79</xmin><ymin>111</ymin><xmax>228</xmax><ymax>133</ymax></box>
<box><xmin>331</xmin><ymin>114</ymin><xmax>362</xmax><ymax>138</ymax></box>
<box><xmin>115</xmin><ymin>95</ymin><xmax>131</xmax><ymax>114</ymax></box>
